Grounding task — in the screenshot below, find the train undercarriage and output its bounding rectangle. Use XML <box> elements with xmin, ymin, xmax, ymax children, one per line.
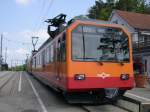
<box><xmin>63</xmin><ymin>89</ymin><xmax>126</xmax><ymax>104</ymax></box>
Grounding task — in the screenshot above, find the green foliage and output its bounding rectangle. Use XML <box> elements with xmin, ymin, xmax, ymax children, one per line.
<box><xmin>87</xmin><ymin>0</ymin><xmax>150</xmax><ymax>20</ymax></box>
<box><xmin>11</xmin><ymin>64</ymin><xmax>26</xmax><ymax>71</ymax></box>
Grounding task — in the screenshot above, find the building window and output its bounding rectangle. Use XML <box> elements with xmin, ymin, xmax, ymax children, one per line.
<box><xmin>145</xmin><ymin>60</ymin><xmax>147</xmax><ymax>73</ymax></box>
<box><xmin>139</xmin><ymin>36</ymin><xmax>144</xmax><ymax>42</ymax></box>
<box><xmin>113</xmin><ymin>20</ymin><xmax>118</xmax><ymax>24</ymax></box>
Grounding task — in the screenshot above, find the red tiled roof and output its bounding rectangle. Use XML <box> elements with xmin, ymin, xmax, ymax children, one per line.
<box><xmin>115</xmin><ymin>10</ymin><xmax>150</xmax><ymax>30</ymax></box>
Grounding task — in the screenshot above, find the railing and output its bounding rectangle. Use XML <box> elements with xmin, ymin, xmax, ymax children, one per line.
<box><xmin>132</xmin><ymin>41</ymin><xmax>150</xmax><ymax>53</ymax></box>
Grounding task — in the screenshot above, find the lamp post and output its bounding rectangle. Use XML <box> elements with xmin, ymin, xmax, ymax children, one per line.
<box><xmin>0</xmin><ymin>34</ymin><xmax>3</xmax><ymax>71</ymax></box>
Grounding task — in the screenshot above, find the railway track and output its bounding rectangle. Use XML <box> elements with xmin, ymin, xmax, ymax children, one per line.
<box><xmin>29</xmin><ymin>71</ymin><xmax>150</xmax><ymax>112</ymax></box>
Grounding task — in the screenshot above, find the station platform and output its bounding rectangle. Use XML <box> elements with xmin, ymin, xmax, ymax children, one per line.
<box><xmin>126</xmin><ymin>85</ymin><xmax>150</xmax><ymax>103</ymax></box>
<box><xmin>116</xmin><ymin>85</ymin><xmax>150</xmax><ymax>112</ymax></box>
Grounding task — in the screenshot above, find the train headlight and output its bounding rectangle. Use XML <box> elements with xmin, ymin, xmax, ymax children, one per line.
<box><xmin>74</xmin><ymin>74</ymin><xmax>85</xmax><ymax>80</ymax></box>
<box><xmin>120</xmin><ymin>74</ymin><xmax>129</xmax><ymax>80</ymax></box>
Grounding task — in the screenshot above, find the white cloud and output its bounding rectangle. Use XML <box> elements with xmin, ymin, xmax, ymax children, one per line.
<box><xmin>15</xmin><ymin>0</ymin><xmax>32</xmax><ymax>5</ymax></box>
<box><xmin>22</xmin><ymin>29</ymin><xmax>49</xmax><ymax>40</ymax></box>
<box><xmin>6</xmin><ymin>49</ymin><xmax>11</xmax><ymax>55</ymax></box>
<box><xmin>20</xmin><ymin>29</ymin><xmax>49</xmax><ymax>48</ymax></box>
<box><xmin>16</xmin><ymin>48</ymin><xmax>29</xmax><ymax>55</ymax></box>
<box><xmin>4</xmin><ymin>29</ymin><xmax>49</xmax><ymax>66</ymax></box>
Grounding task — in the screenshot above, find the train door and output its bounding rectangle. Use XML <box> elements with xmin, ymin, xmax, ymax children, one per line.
<box><xmin>57</xmin><ymin>34</ymin><xmax>67</xmax><ymax>86</ymax></box>
<box><xmin>53</xmin><ymin>41</ymin><xmax>58</xmax><ymax>82</ymax></box>
<box><xmin>56</xmin><ymin>33</ymin><xmax>66</xmax><ymax>82</ymax></box>
<box><xmin>60</xmin><ymin>33</ymin><xmax>66</xmax><ymax>87</ymax></box>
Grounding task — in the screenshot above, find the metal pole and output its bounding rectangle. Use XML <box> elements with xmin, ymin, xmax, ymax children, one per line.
<box><xmin>11</xmin><ymin>60</ymin><xmax>12</xmax><ymax>71</ymax></box>
<box><xmin>0</xmin><ymin>34</ymin><xmax>3</xmax><ymax>59</ymax></box>
<box><xmin>0</xmin><ymin>34</ymin><xmax>3</xmax><ymax>70</ymax></box>
<box><xmin>5</xmin><ymin>47</ymin><xmax>7</xmax><ymax>64</ymax></box>
<box><xmin>15</xmin><ymin>60</ymin><xmax>16</xmax><ymax>71</ymax></box>
<box><xmin>32</xmin><ymin>37</ymin><xmax>39</xmax><ymax>51</ymax></box>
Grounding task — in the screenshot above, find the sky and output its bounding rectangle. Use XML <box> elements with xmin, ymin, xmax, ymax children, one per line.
<box><xmin>0</xmin><ymin>0</ymin><xmax>96</xmax><ymax>67</ymax></box>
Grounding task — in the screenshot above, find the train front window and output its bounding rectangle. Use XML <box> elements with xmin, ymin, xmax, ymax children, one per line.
<box><xmin>72</xmin><ymin>25</ymin><xmax>130</xmax><ymax>62</ymax></box>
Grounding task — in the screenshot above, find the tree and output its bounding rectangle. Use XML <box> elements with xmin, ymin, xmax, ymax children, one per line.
<box><xmin>12</xmin><ymin>65</ymin><xmax>26</xmax><ymax>71</ymax></box>
<box><xmin>115</xmin><ymin>0</ymin><xmax>149</xmax><ymax>13</ymax></box>
<box><xmin>88</xmin><ymin>0</ymin><xmax>115</xmax><ymax>20</ymax></box>
<box><xmin>87</xmin><ymin>0</ymin><xmax>150</xmax><ymax>20</ymax></box>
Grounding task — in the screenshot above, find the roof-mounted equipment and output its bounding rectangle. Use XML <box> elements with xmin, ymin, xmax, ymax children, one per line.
<box><xmin>45</xmin><ymin>14</ymin><xmax>66</xmax><ymax>39</ymax></box>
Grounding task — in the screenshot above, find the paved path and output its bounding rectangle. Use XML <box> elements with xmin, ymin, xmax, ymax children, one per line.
<box><xmin>0</xmin><ymin>72</ymin><xmax>86</xmax><ymax>112</ymax></box>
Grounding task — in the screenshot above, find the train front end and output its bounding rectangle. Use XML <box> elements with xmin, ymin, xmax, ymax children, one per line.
<box><xmin>66</xmin><ymin>20</ymin><xmax>134</xmax><ymax>101</ymax></box>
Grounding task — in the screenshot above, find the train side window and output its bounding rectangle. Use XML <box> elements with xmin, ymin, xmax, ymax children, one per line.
<box><xmin>57</xmin><ymin>33</ymin><xmax>66</xmax><ymax>62</ymax></box>
<box><xmin>39</xmin><ymin>54</ymin><xmax>41</xmax><ymax>65</ymax></box>
<box><xmin>38</xmin><ymin>55</ymin><xmax>40</xmax><ymax>65</ymax></box>
<box><xmin>36</xmin><ymin>55</ymin><xmax>38</xmax><ymax>65</ymax></box>
<box><xmin>36</xmin><ymin>56</ymin><xmax>38</xmax><ymax>65</ymax></box>
<box><xmin>54</xmin><ymin>43</ymin><xmax>57</xmax><ymax>62</ymax></box>
<box><xmin>32</xmin><ymin>58</ymin><xmax>34</xmax><ymax>68</ymax></box>
<box><xmin>45</xmin><ymin>49</ymin><xmax>47</xmax><ymax>64</ymax></box>
<box><xmin>60</xmin><ymin>33</ymin><xmax>66</xmax><ymax>61</ymax></box>
<box><xmin>46</xmin><ymin>47</ymin><xmax>49</xmax><ymax>64</ymax></box>
<box><xmin>34</xmin><ymin>57</ymin><xmax>36</xmax><ymax>68</ymax></box>
<box><xmin>57</xmin><ymin>39</ymin><xmax>61</xmax><ymax>62</ymax></box>
<box><xmin>50</xmin><ymin>44</ymin><xmax>54</xmax><ymax>62</ymax></box>
<box><xmin>48</xmin><ymin>45</ymin><xmax>51</xmax><ymax>63</ymax></box>
<box><xmin>39</xmin><ymin>55</ymin><xmax>41</xmax><ymax>65</ymax></box>
<box><xmin>40</xmin><ymin>53</ymin><xmax>42</xmax><ymax>65</ymax></box>
<box><xmin>42</xmin><ymin>50</ymin><xmax>46</xmax><ymax>67</ymax></box>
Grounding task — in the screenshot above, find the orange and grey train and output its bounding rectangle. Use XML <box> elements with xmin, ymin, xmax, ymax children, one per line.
<box><xmin>27</xmin><ymin>16</ymin><xmax>134</xmax><ymax>103</ymax></box>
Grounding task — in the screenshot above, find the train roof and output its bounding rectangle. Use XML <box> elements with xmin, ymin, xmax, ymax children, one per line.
<box><xmin>73</xmin><ymin>18</ymin><xmax>111</xmax><ymax>25</ymax></box>
<box><xmin>38</xmin><ymin>37</ymin><xmax>52</xmax><ymax>51</ymax></box>
<box><xmin>35</xmin><ymin>18</ymin><xmax>117</xmax><ymax>55</ymax></box>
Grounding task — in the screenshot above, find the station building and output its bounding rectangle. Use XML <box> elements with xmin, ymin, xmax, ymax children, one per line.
<box><xmin>109</xmin><ymin>10</ymin><xmax>150</xmax><ymax>76</ymax></box>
